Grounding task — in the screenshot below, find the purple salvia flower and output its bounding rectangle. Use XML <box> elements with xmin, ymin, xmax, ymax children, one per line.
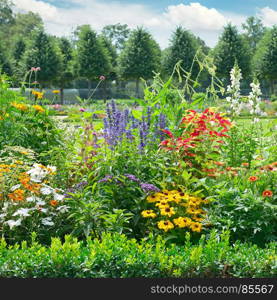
<box><xmin>140</xmin><ymin>183</ymin><xmax>160</xmax><ymax>193</ymax></box>
<box><xmin>98</xmin><ymin>175</ymin><xmax>113</xmax><ymax>183</ymax></box>
<box><xmin>147</xmin><ymin>106</ymin><xmax>152</xmax><ymax>128</ymax></box>
<box><xmin>124</xmin><ymin>174</ymin><xmax>141</xmax><ymax>183</ymax></box>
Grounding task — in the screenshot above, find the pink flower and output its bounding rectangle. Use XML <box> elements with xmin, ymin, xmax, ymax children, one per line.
<box><xmin>99</xmin><ymin>75</ymin><xmax>106</xmax><ymax>81</ymax></box>
<box><xmin>80</xmin><ymin>108</ymin><xmax>86</xmax><ymax>112</ymax></box>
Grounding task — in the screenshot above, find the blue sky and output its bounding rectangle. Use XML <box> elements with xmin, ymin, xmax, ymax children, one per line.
<box><xmin>13</xmin><ymin>1</ymin><xmax>277</xmax><ymax>48</ymax></box>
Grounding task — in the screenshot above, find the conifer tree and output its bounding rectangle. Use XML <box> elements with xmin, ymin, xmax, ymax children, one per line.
<box><xmin>76</xmin><ymin>25</ymin><xmax>111</xmax><ymax>94</ymax></box>
<box><xmin>163</xmin><ymin>27</ymin><xmax>199</xmax><ymax>78</ymax></box>
<box><xmin>213</xmin><ymin>24</ymin><xmax>250</xmax><ymax>82</ymax></box>
<box><xmin>118</xmin><ymin>27</ymin><xmax>161</xmax><ymax>96</ymax></box>
<box><xmin>22</xmin><ymin>30</ymin><xmax>61</xmax><ymax>87</ymax></box>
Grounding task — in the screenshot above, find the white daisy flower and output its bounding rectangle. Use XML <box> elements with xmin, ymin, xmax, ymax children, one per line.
<box><xmin>41</xmin><ymin>186</ymin><xmax>53</xmax><ymax>195</ymax></box>
<box><xmin>10</xmin><ymin>184</ymin><xmax>21</xmax><ymax>191</ymax></box>
<box><xmin>5</xmin><ymin>219</ymin><xmax>22</xmax><ymax>229</ymax></box>
<box><xmin>13</xmin><ymin>208</ymin><xmax>32</xmax><ymax>217</ymax></box>
<box><xmin>41</xmin><ymin>217</ymin><xmax>54</xmax><ymax>226</ymax></box>
<box><xmin>53</xmin><ymin>193</ymin><xmax>64</xmax><ymax>201</ymax></box>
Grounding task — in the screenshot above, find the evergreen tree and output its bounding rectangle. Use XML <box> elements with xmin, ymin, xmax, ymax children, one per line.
<box><xmin>21</xmin><ymin>30</ymin><xmax>61</xmax><ymax>87</ymax></box>
<box><xmin>212</xmin><ymin>24</ymin><xmax>251</xmax><ymax>82</ymax></box>
<box><xmin>102</xmin><ymin>23</ymin><xmax>130</xmax><ymax>51</ymax></box>
<box><xmin>163</xmin><ymin>27</ymin><xmax>199</xmax><ymax>78</ymax></box>
<box><xmin>0</xmin><ymin>43</ymin><xmax>12</xmax><ymax>75</ymax></box>
<box><xmin>253</xmin><ymin>26</ymin><xmax>277</xmax><ymax>94</ymax></box>
<box><xmin>13</xmin><ymin>38</ymin><xmax>25</xmax><ymax>61</ymax></box>
<box><xmin>76</xmin><ymin>25</ymin><xmax>111</xmax><ymax>93</ymax></box>
<box><xmin>56</xmin><ymin>37</ymin><xmax>74</xmax><ymax>104</ymax></box>
<box><xmin>118</xmin><ymin>27</ymin><xmax>161</xmax><ymax>96</ymax></box>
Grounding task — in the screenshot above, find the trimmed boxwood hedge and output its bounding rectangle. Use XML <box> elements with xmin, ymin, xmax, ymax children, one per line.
<box><xmin>0</xmin><ymin>231</ymin><xmax>276</xmax><ymax>278</ymax></box>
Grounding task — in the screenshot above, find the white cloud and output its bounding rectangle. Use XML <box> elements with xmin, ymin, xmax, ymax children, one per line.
<box><xmin>259</xmin><ymin>7</ymin><xmax>277</xmax><ymax>26</ymax></box>
<box><xmin>12</xmin><ymin>1</ymin><xmax>276</xmax><ymax>48</ymax></box>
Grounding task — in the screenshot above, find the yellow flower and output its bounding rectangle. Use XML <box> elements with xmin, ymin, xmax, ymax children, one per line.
<box><xmin>146</xmin><ymin>194</ymin><xmax>159</xmax><ymax>202</ymax></box>
<box><xmin>190</xmin><ymin>222</ymin><xmax>202</xmax><ymax>232</ymax></box>
<box><xmin>157</xmin><ymin>220</ymin><xmax>174</xmax><ymax>232</ymax></box>
<box><xmin>52</xmin><ymin>90</ymin><xmax>60</xmax><ymax>94</ymax></box>
<box><xmin>32</xmin><ymin>105</ymin><xmax>45</xmax><ymax>113</ymax></box>
<box><xmin>160</xmin><ymin>206</ymin><xmax>175</xmax><ymax>217</ymax></box>
<box><xmin>173</xmin><ymin>217</ymin><xmax>192</xmax><ymax>228</ymax></box>
<box><xmin>192</xmin><ymin>215</ymin><xmax>204</xmax><ymax>222</ymax></box>
<box><xmin>32</xmin><ymin>90</ymin><xmax>44</xmax><ymax>99</ymax></box>
<box><xmin>11</xmin><ymin>102</ymin><xmax>28</xmax><ymax>111</ymax></box>
<box><xmin>141</xmin><ymin>210</ymin><xmax>157</xmax><ymax>218</ymax></box>
<box><xmin>155</xmin><ymin>200</ymin><xmax>169</xmax><ymax>208</ymax></box>
<box><xmin>186</xmin><ymin>207</ymin><xmax>199</xmax><ymax>215</ymax></box>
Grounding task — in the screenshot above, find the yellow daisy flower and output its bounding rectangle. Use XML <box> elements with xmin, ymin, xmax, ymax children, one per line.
<box><xmin>157</xmin><ymin>220</ymin><xmax>174</xmax><ymax>232</ymax></box>
<box><xmin>160</xmin><ymin>206</ymin><xmax>176</xmax><ymax>217</ymax></box>
<box><xmin>141</xmin><ymin>210</ymin><xmax>157</xmax><ymax>218</ymax></box>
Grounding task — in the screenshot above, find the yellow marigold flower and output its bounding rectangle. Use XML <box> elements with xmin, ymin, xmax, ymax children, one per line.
<box><xmin>11</xmin><ymin>102</ymin><xmax>28</xmax><ymax>111</ymax></box>
<box><xmin>32</xmin><ymin>105</ymin><xmax>45</xmax><ymax>113</ymax></box>
<box><xmin>141</xmin><ymin>210</ymin><xmax>157</xmax><ymax>218</ymax></box>
<box><xmin>157</xmin><ymin>220</ymin><xmax>174</xmax><ymax>232</ymax></box>
<box><xmin>52</xmin><ymin>90</ymin><xmax>60</xmax><ymax>94</ymax></box>
<box><xmin>160</xmin><ymin>206</ymin><xmax>175</xmax><ymax>217</ymax></box>
<box><xmin>190</xmin><ymin>222</ymin><xmax>202</xmax><ymax>232</ymax></box>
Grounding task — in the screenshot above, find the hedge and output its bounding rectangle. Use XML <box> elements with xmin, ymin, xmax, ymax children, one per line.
<box><xmin>0</xmin><ymin>231</ymin><xmax>276</xmax><ymax>278</ymax></box>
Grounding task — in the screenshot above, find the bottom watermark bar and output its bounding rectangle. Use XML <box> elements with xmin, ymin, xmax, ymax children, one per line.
<box><xmin>0</xmin><ymin>278</ymin><xmax>276</xmax><ymax>299</ymax></box>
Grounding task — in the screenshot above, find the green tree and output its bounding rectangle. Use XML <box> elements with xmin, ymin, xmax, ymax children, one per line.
<box><xmin>118</xmin><ymin>27</ymin><xmax>161</xmax><ymax>96</ymax></box>
<box><xmin>163</xmin><ymin>27</ymin><xmax>199</xmax><ymax>79</ymax></box>
<box><xmin>0</xmin><ymin>0</ymin><xmax>14</xmax><ymax>26</ymax></box>
<box><xmin>242</xmin><ymin>16</ymin><xmax>265</xmax><ymax>54</ymax></box>
<box><xmin>212</xmin><ymin>24</ymin><xmax>251</xmax><ymax>82</ymax></box>
<box><xmin>21</xmin><ymin>30</ymin><xmax>61</xmax><ymax>87</ymax></box>
<box><xmin>253</xmin><ymin>26</ymin><xmax>277</xmax><ymax>94</ymax></box>
<box><xmin>0</xmin><ymin>43</ymin><xmax>12</xmax><ymax>75</ymax></box>
<box><xmin>76</xmin><ymin>25</ymin><xmax>112</xmax><ymax>94</ymax></box>
<box><xmin>102</xmin><ymin>23</ymin><xmax>130</xmax><ymax>51</ymax></box>
<box><xmin>13</xmin><ymin>38</ymin><xmax>25</xmax><ymax>61</ymax></box>
<box><xmin>56</xmin><ymin>37</ymin><xmax>74</xmax><ymax>104</ymax></box>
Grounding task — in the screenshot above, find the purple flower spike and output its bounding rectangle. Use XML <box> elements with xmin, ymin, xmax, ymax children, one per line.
<box><xmin>98</xmin><ymin>175</ymin><xmax>113</xmax><ymax>183</ymax></box>
<box><xmin>140</xmin><ymin>183</ymin><xmax>160</xmax><ymax>193</ymax></box>
<box><xmin>124</xmin><ymin>174</ymin><xmax>141</xmax><ymax>183</ymax></box>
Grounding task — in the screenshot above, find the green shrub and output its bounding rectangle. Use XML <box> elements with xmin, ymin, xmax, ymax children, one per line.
<box><xmin>0</xmin><ymin>231</ymin><xmax>275</xmax><ymax>278</ymax></box>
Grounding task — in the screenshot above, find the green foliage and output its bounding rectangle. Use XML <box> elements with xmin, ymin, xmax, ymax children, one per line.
<box><xmin>21</xmin><ymin>30</ymin><xmax>61</xmax><ymax>87</ymax></box>
<box><xmin>163</xmin><ymin>26</ymin><xmax>199</xmax><ymax>79</ymax></box>
<box><xmin>76</xmin><ymin>25</ymin><xmax>112</xmax><ymax>81</ymax></box>
<box><xmin>253</xmin><ymin>26</ymin><xmax>277</xmax><ymax>93</ymax></box>
<box><xmin>118</xmin><ymin>27</ymin><xmax>161</xmax><ymax>83</ymax></box>
<box><xmin>242</xmin><ymin>17</ymin><xmax>265</xmax><ymax>53</ymax></box>
<box><xmin>0</xmin><ymin>231</ymin><xmax>275</xmax><ymax>278</ymax></box>
<box><xmin>212</xmin><ymin>24</ymin><xmax>251</xmax><ymax>81</ymax></box>
<box><xmin>102</xmin><ymin>23</ymin><xmax>130</xmax><ymax>51</ymax></box>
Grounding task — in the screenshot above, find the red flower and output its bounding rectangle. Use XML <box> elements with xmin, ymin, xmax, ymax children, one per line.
<box><xmin>248</xmin><ymin>176</ymin><xmax>258</xmax><ymax>182</ymax></box>
<box><xmin>262</xmin><ymin>190</ymin><xmax>273</xmax><ymax>197</ymax></box>
<box><xmin>161</xmin><ymin>129</ymin><xmax>173</xmax><ymax>138</ymax></box>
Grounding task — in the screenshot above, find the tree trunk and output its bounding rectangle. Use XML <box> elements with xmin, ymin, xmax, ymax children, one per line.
<box><xmin>60</xmin><ymin>87</ymin><xmax>64</xmax><ymax>105</ymax></box>
<box><xmin>135</xmin><ymin>78</ymin><xmax>139</xmax><ymax>98</ymax></box>
<box><xmin>88</xmin><ymin>80</ymin><xmax>92</xmax><ymax>99</ymax></box>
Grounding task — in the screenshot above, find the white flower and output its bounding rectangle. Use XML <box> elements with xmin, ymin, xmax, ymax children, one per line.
<box><xmin>41</xmin><ymin>186</ymin><xmax>53</xmax><ymax>195</ymax></box>
<box><xmin>10</xmin><ymin>184</ymin><xmax>21</xmax><ymax>191</ymax></box>
<box><xmin>26</xmin><ymin>196</ymin><xmax>41</xmax><ymax>202</ymax></box>
<box><xmin>5</xmin><ymin>219</ymin><xmax>22</xmax><ymax>229</ymax></box>
<box><xmin>36</xmin><ymin>200</ymin><xmax>46</xmax><ymax>206</ymax></box>
<box><xmin>41</xmin><ymin>217</ymin><xmax>54</xmax><ymax>226</ymax></box>
<box><xmin>13</xmin><ymin>208</ymin><xmax>32</xmax><ymax>217</ymax></box>
<box><xmin>253</xmin><ymin>118</ymin><xmax>260</xmax><ymax>123</ymax></box>
<box><xmin>0</xmin><ymin>213</ymin><xmax>7</xmax><ymax>219</ymax></box>
<box><xmin>56</xmin><ymin>205</ymin><xmax>69</xmax><ymax>213</ymax></box>
<box><xmin>47</xmin><ymin>165</ymin><xmax>56</xmax><ymax>173</ymax></box>
<box><xmin>27</xmin><ymin>164</ymin><xmax>48</xmax><ymax>182</ymax></box>
<box><xmin>53</xmin><ymin>193</ymin><xmax>64</xmax><ymax>201</ymax></box>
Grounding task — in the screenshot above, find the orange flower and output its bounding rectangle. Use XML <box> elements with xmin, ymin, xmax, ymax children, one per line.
<box><xmin>50</xmin><ymin>200</ymin><xmax>58</xmax><ymax>207</ymax></box>
<box><xmin>8</xmin><ymin>189</ymin><xmax>25</xmax><ymax>201</ymax></box>
<box><xmin>248</xmin><ymin>176</ymin><xmax>258</xmax><ymax>182</ymax></box>
<box><xmin>262</xmin><ymin>190</ymin><xmax>273</xmax><ymax>197</ymax></box>
<box><xmin>213</xmin><ymin>161</ymin><xmax>225</xmax><ymax>166</ymax></box>
<box><xmin>241</xmin><ymin>162</ymin><xmax>249</xmax><ymax>167</ymax></box>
